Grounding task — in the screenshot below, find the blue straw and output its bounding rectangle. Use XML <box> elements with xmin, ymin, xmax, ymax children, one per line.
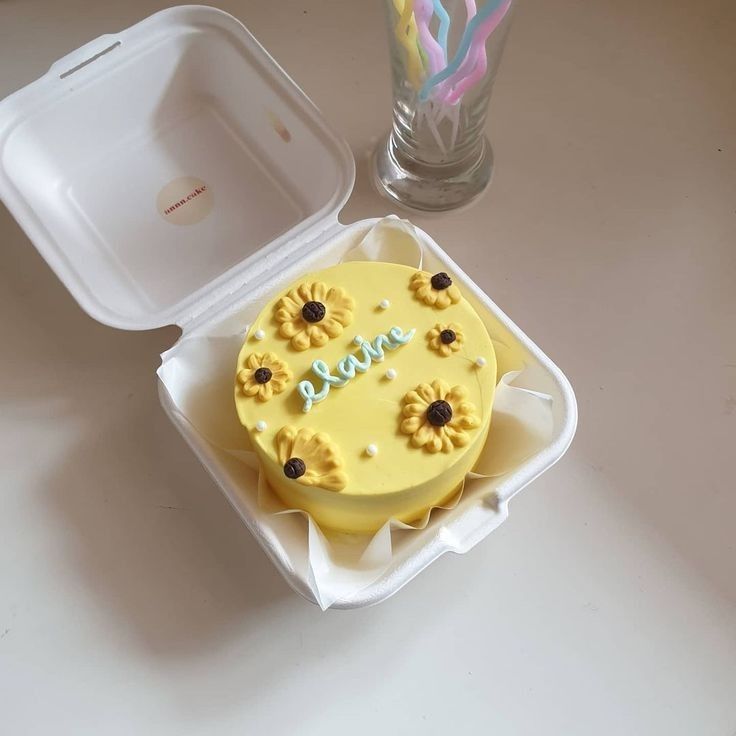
<box><xmin>420</xmin><ymin>0</ymin><xmax>505</xmax><ymax>100</ymax></box>
<box><xmin>433</xmin><ymin>0</ymin><xmax>451</xmax><ymax>59</ymax></box>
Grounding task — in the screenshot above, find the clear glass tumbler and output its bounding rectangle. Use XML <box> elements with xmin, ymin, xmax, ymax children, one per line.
<box><xmin>374</xmin><ymin>0</ymin><xmax>513</xmax><ymax>212</ymax></box>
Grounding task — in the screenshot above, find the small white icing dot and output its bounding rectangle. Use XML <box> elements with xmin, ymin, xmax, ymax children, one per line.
<box><xmin>366</xmin><ymin>444</ymin><xmax>378</xmax><ymax>457</ymax></box>
<box><xmin>475</xmin><ymin>356</ymin><xmax>487</xmax><ymax>367</ymax></box>
<box><xmin>385</xmin><ymin>368</ymin><xmax>397</xmax><ymax>380</ymax></box>
<box><xmin>353</xmin><ymin>335</ymin><xmax>364</xmax><ymax>346</ymax></box>
<box><xmin>379</xmin><ymin>299</ymin><xmax>390</xmax><ymax>309</ymax></box>
<box><xmin>243</xmin><ymin>323</ymin><xmax>251</xmax><ymax>335</ymax></box>
<box><xmin>255</xmin><ymin>420</ymin><xmax>267</xmax><ymax>432</ymax></box>
<box><xmin>254</xmin><ymin>329</ymin><xmax>265</xmax><ymax>341</ymax></box>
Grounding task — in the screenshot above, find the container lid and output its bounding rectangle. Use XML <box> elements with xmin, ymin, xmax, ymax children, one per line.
<box><xmin>0</xmin><ymin>5</ymin><xmax>355</xmax><ymax>330</ymax></box>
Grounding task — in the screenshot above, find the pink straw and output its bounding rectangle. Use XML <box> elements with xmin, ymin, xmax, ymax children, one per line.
<box><xmin>413</xmin><ymin>0</ymin><xmax>446</xmax><ymax>76</ymax></box>
<box><xmin>441</xmin><ymin>0</ymin><xmax>512</xmax><ymax>104</ymax></box>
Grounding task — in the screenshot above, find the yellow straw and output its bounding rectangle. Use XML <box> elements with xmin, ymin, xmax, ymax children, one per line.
<box><xmin>393</xmin><ymin>0</ymin><xmax>424</xmax><ymax>89</ymax></box>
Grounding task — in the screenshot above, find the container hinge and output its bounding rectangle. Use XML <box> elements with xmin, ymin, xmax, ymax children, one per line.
<box><xmin>177</xmin><ymin>218</ymin><xmax>345</xmax><ymax>335</ymax></box>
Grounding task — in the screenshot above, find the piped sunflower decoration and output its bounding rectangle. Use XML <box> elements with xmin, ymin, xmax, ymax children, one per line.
<box><xmin>274</xmin><ymin>281</ymin><xmax>354</xmax><ymax>351</ymax></box>
<box><xmin>237</xmin><ymin>352</ymin><xmax>292</xmax><ymax>402</ymax></box>
<box><xmin>275</xmin><ymin>426</ymin><xmax>347</xmax><ymax>491</ymax></box>
<box><xmin>427</xmin><ymin>322</ymin><xmax>465</xmax><ymax>357</ymax></box>
<box><xmin>400</xmin><ymin>379</ymin><xmax>480</xmax><ymax>454</ymax></box>
<box><xmin>410</xmin><ymin>271</ymin><xmax>461</xmax><ymax>309</ymax></box>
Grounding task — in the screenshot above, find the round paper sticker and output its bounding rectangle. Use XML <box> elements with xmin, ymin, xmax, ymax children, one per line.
<box><xmin>157</xmin><ymin>176</ymin><xmax>213</xmax><ymax>225</ymax></box>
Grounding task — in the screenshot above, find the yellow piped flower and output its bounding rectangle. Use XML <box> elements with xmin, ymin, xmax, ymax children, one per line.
<box><xmin>237</xmin><ymin>352</ymin><xmax>292</xmax><ymax>402</ymax></box>
<box><xmin>427</xmin><ymin>322</ymin><xmax>465</xmax><ymax>357</ymax></box>
<box><xmin>275</xmin><ymin>426</ymin><xmax>347</xmax><ymax>491</ymax></box>
<box><xmin>274</xmin><ymin>281</ymin><xmax>354</xmax><ymax>351</ymax></box>
<box><xmin>400</xmin><ymin>379</ymin><xmax>480</xmax><ymax>454</ymax></box>
<box><xmin>410</xmin><ymin>271</ymin><xmax>461</xmax><ymax>309</ymax></box>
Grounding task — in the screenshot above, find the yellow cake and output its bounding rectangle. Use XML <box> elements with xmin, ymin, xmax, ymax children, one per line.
<box><xmin>234</xmin><ymin>261</ymin><xmax>497</xmax><ymax>533</ymax></box>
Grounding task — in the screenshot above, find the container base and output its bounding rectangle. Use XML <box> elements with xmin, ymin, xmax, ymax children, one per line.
<box><xmin>372</xmin><ymin>133</ymin><xmax>493</xmax><ymax>213</ymax></box>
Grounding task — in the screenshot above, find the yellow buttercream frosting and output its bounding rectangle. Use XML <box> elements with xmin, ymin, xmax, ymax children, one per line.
<box><xmin>234</xmin><ymin>262</ymin><xmax>497</xmax><ymax>533</ymax></box>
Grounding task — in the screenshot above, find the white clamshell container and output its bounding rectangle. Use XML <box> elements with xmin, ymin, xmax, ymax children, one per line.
<box><xmin>0</xmin><ymin>6</ymin><xmax>577</xmax><ymax>608</ymax></box>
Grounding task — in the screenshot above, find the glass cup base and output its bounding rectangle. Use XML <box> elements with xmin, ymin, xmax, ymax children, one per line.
<box><xmin>372</xmin><ymin>133</ymin><xmax>493</xmax><ymax>213</ymax></box>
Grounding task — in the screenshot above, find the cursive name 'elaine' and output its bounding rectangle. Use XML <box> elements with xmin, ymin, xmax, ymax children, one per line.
<box><xmin>297</xmin><ymin>326</ymin><xmax>415</xmax><ymax>412</ymax></box>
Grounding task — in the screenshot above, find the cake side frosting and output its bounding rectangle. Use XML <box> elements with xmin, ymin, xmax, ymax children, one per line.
<box><xmin>234</xmin><ymin>261</ymin><xmax>497</xmax><ymax>533</ymax></box>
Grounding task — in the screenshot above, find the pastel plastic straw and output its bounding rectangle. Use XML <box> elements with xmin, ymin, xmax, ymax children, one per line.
<box><xmin>447</xmin><ymin>102</ymin><xmax>461</xmax><ymax>149</ymax></box>
<box><xmin>417</xmin><ymin>39</ymin><xmax>429</xmax><ymax>69</ymax></box>
<box><xmin>417</xmin><ymin>101</ymin><xmax>448</xmax><ymax>153</ymax></box>
<box><xmin>441</xmin><ymin>47</ymin><xmax>481</xmax><ymax>103</ymax></box>
<box><xmin>432</xmin><ymin>0</ymin><xmax>477</xmax><ymax>103</ymax></box>
<box><xmin>413</xmin><ymin>0</ymin><xmax>447</xmax><ymax>76</ymax></box>
<box><xmin>419</xmin><ymin>0</ymin><xmax>508</xmax><ymax>100</ymax></box>
<box><xmin>443</xmin><ymin>0</ymin><xmax>512</xmax><ymax>103</ymax></box>
<box><xmin>432</xmin><ymin>0</ymin><xmax>451</xmax><ymax>61</ymax></box>
<box><xmin>393</xmin><ymin>0</ymin><xmax>424</xmax><ymax>89</ymax></box>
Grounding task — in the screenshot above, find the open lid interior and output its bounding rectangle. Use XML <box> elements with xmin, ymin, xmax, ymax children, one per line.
<box><xmin>0</xmin><ymin>5</ymin><xmax>354</xmax><ymax>329</ymax></box>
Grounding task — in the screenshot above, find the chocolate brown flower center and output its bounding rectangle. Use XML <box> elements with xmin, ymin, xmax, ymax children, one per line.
<box><xmin>302</xmin><ymin>301</ymin><xmax>326</xmax><ymax>323</ymax></box>
<box><xmin>427</xmin><ymin>399</ymin><xmax>453</xmax><ymax>427</ymax></box>
<box><xmin>431</xmin><ymin>272</ymin><xmax>452</xmax><ymax>290</ymax></box>
<box><xmin>254</xmin><ymin>367</ymin><xmax>272</xmax><ymax>384</ymax></box>
<box><xmin>283</xmin><ymin>457</ymin><xmax>306</xmax><ymax>479</ymax></box>
<box><xmin>439</xmin><ymin>329</ymin><xmax>456</xmax><ymax>345</ymax></box>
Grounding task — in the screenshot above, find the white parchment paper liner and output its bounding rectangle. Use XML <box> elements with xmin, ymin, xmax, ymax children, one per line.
<box><xmin>157</xmin><ymin>218</ymin><xmax>554</xmax><ymax>609</ymax></box>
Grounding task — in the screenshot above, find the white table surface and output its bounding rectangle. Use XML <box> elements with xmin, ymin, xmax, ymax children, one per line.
<box><xmin>1</xmin><ymin>1</ymin><xmax>735</xmax><ymax>734</ymax></box>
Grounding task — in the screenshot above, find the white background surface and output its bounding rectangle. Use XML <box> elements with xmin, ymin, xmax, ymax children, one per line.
<box><xmin>1</xmin><ymin>1</ymin><xmax>735</xmax><ymax>734</ymax></box>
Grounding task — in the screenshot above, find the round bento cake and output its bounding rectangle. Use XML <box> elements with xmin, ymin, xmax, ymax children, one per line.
<box><xmin>234</xmin><ymin>261</ymin><xmax>497</xmax><ymax>533</ymax></box>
